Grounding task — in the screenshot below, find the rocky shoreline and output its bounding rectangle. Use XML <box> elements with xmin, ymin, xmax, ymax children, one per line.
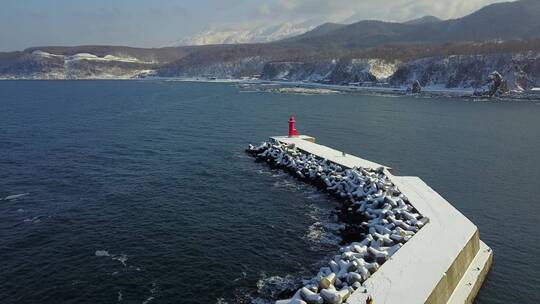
<box><xmin>2</xmin><ymin>47</ymin><xmax>540</xmax><ymax>101</ymax></box>
<box><xmin>247</xmin><ymin>140</ymin><xmax>429</xmax><ymax>304</ymax></box>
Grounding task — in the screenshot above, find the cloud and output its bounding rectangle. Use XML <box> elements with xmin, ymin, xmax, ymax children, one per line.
<box><xmin>254</xmin><ymin>0</ymin><xmax>512</xmax><ymax>23</ymax></box>
<box><xmin>0</xmin><ymin>0</ymin><xmax>515</xmax><ymax>51</ymax></box>
<box><xmin>258</xmin><ymin>3</ymin><xmax>271</xmax><ymax>16</ymax></box>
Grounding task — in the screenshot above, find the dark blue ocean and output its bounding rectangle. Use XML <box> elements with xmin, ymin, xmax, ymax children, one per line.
<box><xmin>1</xmin><ymin>80</ymin><xmax>539</xmax><ymax>304</ymax></box>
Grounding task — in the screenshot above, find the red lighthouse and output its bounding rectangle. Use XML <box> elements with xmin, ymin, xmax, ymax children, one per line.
<box><xmin>288</xmin><ymin>116</ymin><xmax>299</xmax><ymax>137</ymax></box>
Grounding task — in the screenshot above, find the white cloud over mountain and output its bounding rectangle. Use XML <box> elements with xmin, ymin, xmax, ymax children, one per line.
<box><xmin>176</xmin><ymin>22</ymin><xmax>316</xmax><ymax>46</ymax></box>
<box><xmin>178</xmin><ymin>0</ymin><xmax>512</xmax><ymax>46</ymax></box>
<box><xmin>254</xmin><ymin>0</ymin><xmax>512</xmax><ymax>23</ymax></box>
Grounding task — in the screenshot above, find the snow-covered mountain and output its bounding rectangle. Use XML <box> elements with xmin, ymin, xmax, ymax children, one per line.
<box><xmin>0</xmin><ymin>49</ymin><xmax>162</xmax><ymax>80</ymax></box>
<box><xmin>176</xmin><ymin>22</ymin><xmax>315</xmax><ymax>46</ymax></box>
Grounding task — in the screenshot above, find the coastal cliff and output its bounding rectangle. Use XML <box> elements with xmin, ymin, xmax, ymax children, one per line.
<box><xmin>2</xmin><ymin>47</ymin><xmax>540</xmax><ymax>93</ymax></box>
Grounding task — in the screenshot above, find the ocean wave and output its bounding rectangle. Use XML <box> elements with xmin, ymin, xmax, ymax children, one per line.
<box><xmin>305</xmin><ymin>221</ymin><xmax>342</xmax><ymax>246</ymax></box>
<box><xmin>95</xmin><ymin>250</ymin><xmax>111</xmax><ymax>257</ymax></box>
<box><xmin>95</xmin><ymin>250</ymin><xmax>128</xmax><ymax>267</ymax></box>
<box><xmin>233</xmin><ymin>271</ymin><xmax>248</xmax><ymax>283</ymax></box>
<box><xmin>215</xmin><ymin>298</ymin><xmax>229</xmax><ymax>304</ymax></box>
<box><xmin>112</xmin><ymin>254</ymin><xmax>128</xmax><ymax>267</ymax></box>
<box><xmin>303</xmin><ymin>200</ymin><xmax>342</xmax><ymax>249</ymax></box>
<box><xmin>141</xmin><ymin>282</ymin><xmax>159</xmax><ymax>304</ymax></box>
<box><xmin>272</xmin><ymin>179</ymin><xmax>303</xmax><ymax>191</ymax></box>
<box><xmin>2</xmin><ymin>193</ymin><xmax>29</xmax><ymax>201</ymax></box>
<box><xmin>23</xmin><ymin>216</ymin><xmax>42</xmax><ymax>223</ymax></box>
<box><xmin>256</xmin><ymin>274</ymin><xmax>302</xmax><ymax>300</ymax></box>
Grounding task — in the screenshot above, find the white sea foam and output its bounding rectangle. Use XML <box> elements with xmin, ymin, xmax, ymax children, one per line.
<box><xmin>141</xmin><ymin>283</ymin><xmax>158</xmax><ymax>304</ymax></box>
<box><xmin>149</xmin><ymin>282</ymin><xmax>158</xmax><ymax>294</ymax></box>
<box><xmin>3</xmin><ymin>193</ymin><xmax>29</xmax><ymax>200</ymax></box>
<box><xmin>112</xmin><ymin>254</ymin><xmax>128</xmax><ymax>267</ymax></box>
<box><xmin>95</xmin><ymin>250</ymin><xmax>111</xmax><ymax>257</ymax></box>
<box><xmin>23</xmin><ymin>216</ymin><xmax>41</xmax><ymax>223</ymax></box>
<box><xmin>256</xmin><ymin>274</ymin><xmax>300</xmax><ymax>299</ymax></box>
<box><xmin>272</xmin><ymin>179</ymin><xmax>302</xmax><ymax>191</ymax></box>
<box><xmin>233</xmin><ymin>271</ymin><xmax>248</xmax><ymax>283</ymax></box>
<box><xmin>142</xmin><ymin>296</ymin><xmax>154</xmax><ymax>304</ymax></box>
<box><xmin>306</xmin><ymin>222</ymin><xmax>342</xmax><ymax>246</ymax></box>
<box><xmin>95</xmin><ymin>250</ymin><xmax>128</xmax><ymax>266</ymax></box>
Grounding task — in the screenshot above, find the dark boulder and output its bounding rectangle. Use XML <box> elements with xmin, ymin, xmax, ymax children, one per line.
<box><xmin>406</xmin><ymin>80</ymin><xmax>422</xmax><ymax>94</ymax></box>
<box><xmin>412</xmin><ymin>80</ymin><xmax>423</xmax><ymax>94</ymax></box>
<box><xmin>473</xmin><ymin>71</ymin><xmax>510</xmax><ymax>97</ymax></box>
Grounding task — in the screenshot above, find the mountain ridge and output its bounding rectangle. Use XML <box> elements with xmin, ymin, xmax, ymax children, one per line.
<box><xmin>278</xmin><ymin>0</ymin><xmax>540</xmax><ymax>49</ymax></box>
<box><xmin>2</xmin><ymin>0</ymin><xmax>540</xmax><ymax>93</ymax></box>
<box><xmin>404</xmin><ymin>15</ymin><xmax>442</xmax><ymax>25</ymax></box>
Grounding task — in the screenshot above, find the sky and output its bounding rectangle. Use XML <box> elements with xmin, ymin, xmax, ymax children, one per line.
<box><xmin>0</xmin><ymin>0</ymin><xmax>512</xmax><ymax>52</ymax></box>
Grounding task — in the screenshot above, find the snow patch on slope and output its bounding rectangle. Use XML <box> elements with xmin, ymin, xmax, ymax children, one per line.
<box><xmin>365</xmin><ymin>59</ymin><xmax>399</xmax><ymax>80</ymax></box>
<box><xmin>10</xmin><ymin>50</ymin><xmax>158</xmax><ymax>79</ymax></box>
<box><xmin>32</xmin><ymin>50</ymin><xmax>156</xmax><ymax>64</ymax></box>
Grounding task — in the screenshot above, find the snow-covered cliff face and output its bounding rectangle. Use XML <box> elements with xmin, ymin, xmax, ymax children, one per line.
<box><xmin>327</xmin><ymin>59</ymin><xmax>398</xmax><ymax>84</ymax></box>
<box><xmin>259</xmin><ymin>53</ymin><xmax>540</xmax><ymax>89</ymax></box>
<box><xmin>388</xmin><ymin>53</ymin><xmax>540</xmax><ymax>89</ymax></box>
<box><xmin>2</xmin><ymin>49</ymin><xmax>540</xmax><ymax>91</ymax></box>
<box><xmin>261</xmin><ymin>60</ymin><xmax>338</xmax><ymax>82</ymax></box>
<box><xmin>159</xmin><ymin>56</ymin><xmax>266</xmax><ymax>79</ymax></box>
<box><xmin>260</xmin><ymin>59</ymin><xmax>399</xmax><ymax>84</ymax></box>
<box><xmin>0</xmin><ymin>50</ymin><xmax>157</xmax><ymax>79</ymax></box>
<box><xmin>259</xmin><ymin>58</ymin><xmax>398</xmax><ymax>84</ymax></box>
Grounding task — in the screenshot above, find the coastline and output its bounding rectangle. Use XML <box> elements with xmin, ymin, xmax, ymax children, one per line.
<box><xmin>143</xmin><ymin>77</ymin><xmax>474</xmax><ymax>96</ymax></box>
<box><xmin>142</xmin><ymin>77</ymin><xmax>540</xmax><ymax>100</ymax></box>
<box><xmin>2</xmin><ymin>76</ymin><xmax>539</xmax><ymax>100</ymax></box>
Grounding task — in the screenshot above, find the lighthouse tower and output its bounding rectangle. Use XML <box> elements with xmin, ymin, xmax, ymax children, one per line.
<box><xmin>288</xmin><ymin>116</ymin><xmax>299</xmax><ymax>138</ymax></box>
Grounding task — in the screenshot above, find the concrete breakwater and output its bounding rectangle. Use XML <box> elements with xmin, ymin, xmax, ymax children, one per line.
<box><xmin>247</xmin><ymin>140</ymin><xmax>429</xmax><ymax>304</ymax></box>
<box><xmin>247</xmin><ymin>135</ymin><xmax>493</xmax><ymax>304</ymax></box>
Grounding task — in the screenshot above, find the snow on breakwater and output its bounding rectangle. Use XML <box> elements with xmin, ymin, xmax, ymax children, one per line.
<box><xmin>246</xmin><ymin>140</ymin><xmax>429</xmax><ymax>304</ymax></box>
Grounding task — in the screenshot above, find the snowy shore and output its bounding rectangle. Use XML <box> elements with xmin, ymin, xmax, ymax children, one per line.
<box><xmin>210</xmin><ymin>78</ymin><xmax>540</xmax><ymax>100</ymax></box>
<box><xmin>146</xmin><ymin>77</ymin><xmax>540</xmax><ymax>100</ymax></box>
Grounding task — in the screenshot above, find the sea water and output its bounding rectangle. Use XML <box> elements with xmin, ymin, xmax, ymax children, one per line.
<box><xmin>1</xmin><ymin>80</ymin><xmax>539</xmax><ymax>303</ymax></box>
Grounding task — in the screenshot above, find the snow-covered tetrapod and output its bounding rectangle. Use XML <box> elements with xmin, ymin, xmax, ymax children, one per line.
<box><xmin>247</xmin><ymin>135</ymin><xmax>492</xmax><ymax>304</ymax></box>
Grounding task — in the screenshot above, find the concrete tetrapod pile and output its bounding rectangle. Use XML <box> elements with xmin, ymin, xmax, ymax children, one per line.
<box><xmin>247</xmin><ymin>140</ymin><xmax>429</xmax><ymax>304</ymax></box>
